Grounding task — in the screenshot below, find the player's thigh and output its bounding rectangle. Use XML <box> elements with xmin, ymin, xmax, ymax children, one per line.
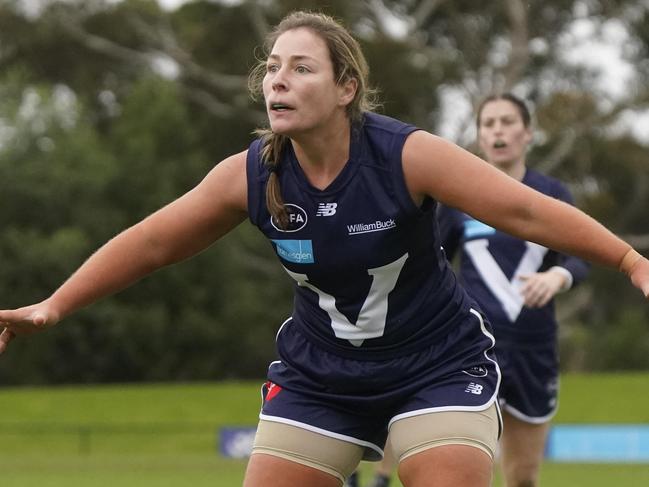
<box><xmin>244</xmin><ymin>453</ymin><xmax>342</xmax><ymax>487</ymax></box>
<box><xmin>245</xmin><ymin>419</ymin><xmax>365</xmax><ymax>487</ymax></box>
<box><xmin>389</xmin><ymin>403</ymin><xmax>500</xmax><ymax>462</ymax></box>
<box><xmin>391</xmin><ymin>404</ymin><xmax>499</xmax><ymax>487</ymax></box>
<box><xmin>500</xmin><ymin>411</ymin><xmax>550</xmax><ymax>469</ymax></box>
<box><xmin>398</xmin><ymin>445</ymin><xmax>492</xmax><ymax>487</ymax></box>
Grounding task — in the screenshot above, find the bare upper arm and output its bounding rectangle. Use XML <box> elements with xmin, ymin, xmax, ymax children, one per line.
<box><xmin>402</xmin><ymin>130</ymin><xmax>541</xmax><ymax>234</ymax></box>
<box><xmin>138</xmin><ymin>150</ymin><xmax>249</xmax><ymax>264</ymax></box>
<box><xmin>401</xmin><ymin>131</ymin><xmax>633</xmax><ymax>270</ymax></box>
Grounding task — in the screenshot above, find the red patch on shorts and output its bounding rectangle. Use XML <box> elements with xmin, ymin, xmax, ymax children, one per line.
<box><xmin>265</xmin><ymin>381</ymin><xmax>282</xmax><ymax>402</ymax></box>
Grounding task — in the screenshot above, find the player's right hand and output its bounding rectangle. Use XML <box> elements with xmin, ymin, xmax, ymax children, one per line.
<box><xmin>0</xmin><ymin>302</ymin><xmax>60</xmax><ymax>354</ymax></box>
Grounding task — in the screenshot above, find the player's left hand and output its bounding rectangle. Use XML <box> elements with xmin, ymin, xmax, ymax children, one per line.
<box><xmin>518</xmin><ymin>270</ymin><xmax>567</xmax><ymax>308</ymax></box>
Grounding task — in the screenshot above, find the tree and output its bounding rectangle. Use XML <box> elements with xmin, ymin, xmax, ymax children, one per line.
<box><xmin>0</xmin><ymin>0</ymin><xmax>647</xmax><ymax>382</ymax></box>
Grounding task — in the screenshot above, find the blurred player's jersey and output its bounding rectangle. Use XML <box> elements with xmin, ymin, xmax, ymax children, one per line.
<box><xmin>438</xmin><ymin>169</ymin><xmax>589</xmax><ymax>347</ymax></box>
<box><xmin>247</xmin><ymin>112</ymin><xmax>478</xmax><ymax>360</ymax></box>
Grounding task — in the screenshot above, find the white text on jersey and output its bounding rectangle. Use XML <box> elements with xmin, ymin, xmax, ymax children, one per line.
<box><xmin>347</xmin><ymin>219</ymin><xmax>396</xmax><ymax>235</ymax></box>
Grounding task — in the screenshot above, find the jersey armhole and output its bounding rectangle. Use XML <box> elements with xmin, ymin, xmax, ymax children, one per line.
<box><xmin>246</xmin><ymin>139</ymin><xmax>265</xmax><ymax>227</ymax></box>
<box><xmin>394</xmin><ymin>128</ymin><xmax>431</xmax><ymax>214</ymax></box>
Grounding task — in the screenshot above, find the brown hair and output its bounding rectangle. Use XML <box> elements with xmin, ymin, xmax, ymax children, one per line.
<box><xmin>476</xmin><ymin>92</ymin><xmax>532</xmax><ymax>129</ymax></box>
<box><xmin>248</xmin><ymin>11</ymin><xmax>378</xmax><ymax>228</ymax></box>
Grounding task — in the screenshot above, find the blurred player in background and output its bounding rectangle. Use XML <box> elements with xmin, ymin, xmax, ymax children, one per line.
<box><xmin>438</xmin><ymin>93</ymin><xmax>590</xmax><ymax>487</ymax></box>
<box><xmin>361</xmin><ymin>93</ymin><xmax>590</xmax><ymax>487</ymax></box>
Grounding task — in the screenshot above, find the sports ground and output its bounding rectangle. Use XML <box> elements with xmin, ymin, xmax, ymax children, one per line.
<box><xmin>1</xmin><ymin>373</ymin><xmax>648</xmax><ymax>486</ymax></box>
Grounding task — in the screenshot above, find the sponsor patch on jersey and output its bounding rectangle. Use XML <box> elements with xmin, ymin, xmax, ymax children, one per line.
<box><xmin>270</xmin><ymin>203</ymin><xmax>308</xmax><ymax>232</ymax></box>
<box><xmin>347</xmin><ymin>219</ymin><xmax>396</xmax><ymax>235</ymax></box>
<box><xmin>272</xmin><ymin>239</ymin><xmax>314</xmax><ymax>264</ymax></box>
<box><xmin>463</xmin><ymin>219</ymin><xmax>496</xmax><ymax>238</ymax></box>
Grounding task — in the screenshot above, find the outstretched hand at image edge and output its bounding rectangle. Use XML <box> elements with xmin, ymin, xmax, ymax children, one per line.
<box><xmin>0</xmin><ymin>303</ymin><xmax>59</xmax><ymax>354</ymax></box>
<box><xmin>620</xmin><ymin>249</ymin><xmax>649</xmax><ymax>298</ymax></box>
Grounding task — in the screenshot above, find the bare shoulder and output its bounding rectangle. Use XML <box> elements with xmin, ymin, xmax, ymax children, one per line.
<box><xmin>199</xmin><ymin>150</ymin><xmax>249</xmax><ymax>214</ymax></box>
<box><xmin>401</xmin><ymin>130</ymin><xmax>472</xmax><ymax>204</ymax></box>
<box><xmin>401</xmin><ymin>130</ymin><xmax>542</xmax><ymax>228</ymax></box>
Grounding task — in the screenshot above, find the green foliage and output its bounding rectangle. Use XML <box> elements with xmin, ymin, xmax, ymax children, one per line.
<box><xmin>364</xmin><ymin>37</ymin><xmax>441</xmax><ymax>124</ymax></box>
<box><xmin>0</xmin><ymin>0</ymin><xmax>647</xmax><ymax>383</ymax></box>
<box><xmin>0</xmin><ymin>69</ymin><xmax>290</xmax><ymax>384</ymax></box>
<box><xmin>581</xmin><ymin>309</ymin><xmax>649</xmax><ymax>371</ymax></box>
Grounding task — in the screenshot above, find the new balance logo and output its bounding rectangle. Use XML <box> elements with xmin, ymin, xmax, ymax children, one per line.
<box><xmin>316</xmin><ymin>203</ymin><xmax>337</xmax><ymax>216</ymax></box>
<box><xmin>465</xmin><ymin>382</ymin><xmax>483</xmax><ymax>395</ymax></box>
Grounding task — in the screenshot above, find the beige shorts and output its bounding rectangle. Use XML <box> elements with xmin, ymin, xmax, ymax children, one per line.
<box><xmin>251</xmin><ymin>403</ymin><xmax>501</xmax><ymax>484</ymax></box>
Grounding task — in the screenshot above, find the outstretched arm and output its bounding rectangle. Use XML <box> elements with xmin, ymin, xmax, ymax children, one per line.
<box><xmin>402</xmin><ymin>131</ymin><xmax>649</xmax><ymax>298</ymax></box>
<box><xmin>518</xmin><ymin>182</ymin><xmax>591</xmax><ymax>308</ymax></box>
<box><xmin>0</xmin><ymin>151</ymin><xmax>248</xmax><ymax>353</ymax></box>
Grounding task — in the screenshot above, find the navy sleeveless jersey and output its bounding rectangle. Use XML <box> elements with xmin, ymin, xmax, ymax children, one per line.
<box><xmin>247</xmin><ymin>112</ymin><xmax>474</xmax><ymax>359</ymax></box>
<box><xmin>438</xmin><ymin>169</ymin><xmax>589</xmax><ymax>346</ymax></box>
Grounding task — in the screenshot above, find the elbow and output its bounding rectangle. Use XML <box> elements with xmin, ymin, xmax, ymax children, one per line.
<box><xmin>483</xmin><ymin>203</ymin><xmax>537</xmax><ymax>242</ymax></box>
<box><xmin>502</xmin><ymin>196</ymin><xmax>549</xmax><ymax>242</ymax></box>
<box><xmin>130</xmin><ymin>222</ymin><xmax>177</xmax><ymax>272</ymax></box>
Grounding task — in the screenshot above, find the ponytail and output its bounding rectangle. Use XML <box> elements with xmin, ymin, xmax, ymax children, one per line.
<box><xmin>257</xmin><ymin>130</ymin><xmax>289</xmax><ymax>229</ymax></box>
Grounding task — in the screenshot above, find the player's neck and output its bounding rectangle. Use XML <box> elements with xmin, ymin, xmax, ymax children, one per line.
<box><xmin>290</xmin><ymin>117</ymin><xmax>351</xmax><ymax>190</ymax></box>
<box><xmin>496</xmin><ymin>160</ymin><xmax>526</xmax><ymax>181</ymax></box>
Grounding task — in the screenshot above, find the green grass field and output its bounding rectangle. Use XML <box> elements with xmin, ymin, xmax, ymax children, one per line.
<box><xmin>1</xmin><ymin>373</ymin><xmax>649</xmax><ymax>486</ymax></box>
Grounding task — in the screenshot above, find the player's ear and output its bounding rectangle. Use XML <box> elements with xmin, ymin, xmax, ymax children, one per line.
<box><xmin>523</xmin><ymin>125</ymin><xmax>533</xmax><ymax>145</ymax></box>
<box><xmin>338</xmin><ymin>77</ymin><xmax>357</xmax><ymax>108</ymax></box>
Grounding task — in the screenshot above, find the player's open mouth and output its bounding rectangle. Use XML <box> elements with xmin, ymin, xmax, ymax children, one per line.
<box><xmin>493</xmin><ymin>140</ymin><xmax>507</xmax><ymax>148</ymax></box>
<box><xmin>270</xmin><ymin>103</ymin><xmax>294</xmax><ymax>112</ymax></box>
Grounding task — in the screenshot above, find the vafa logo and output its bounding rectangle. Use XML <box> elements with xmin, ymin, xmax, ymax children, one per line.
<box><xmin>270</xmin><ymin>204</ymin><xmax>308</xmax><ymax>232</ymax></box>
